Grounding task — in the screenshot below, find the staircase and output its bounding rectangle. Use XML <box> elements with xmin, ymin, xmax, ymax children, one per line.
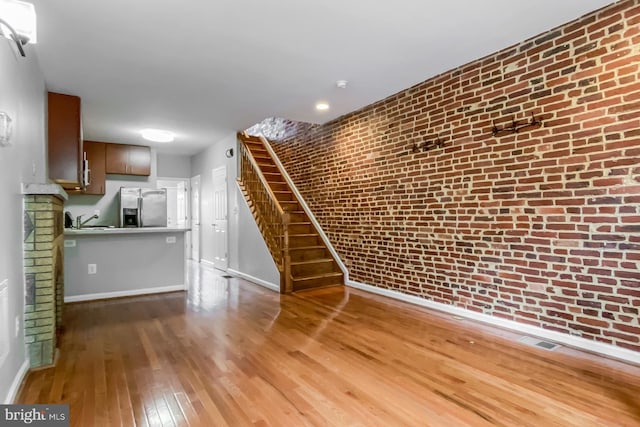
<box><xmin>237</xmin><ymin>132</ymin><xmax>343</xmax><ymax>293</ymax></box>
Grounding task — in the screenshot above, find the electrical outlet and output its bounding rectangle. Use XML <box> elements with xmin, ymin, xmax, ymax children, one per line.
<box><xmin>14</xmin><ymin>315</ymin><xmax>19</xmax><ymax>338</ymax></box>
<box><xmin>88</xmin><ymin>264</ymin><xmax>97</xmax><ymax>275</ymax></box>
<box><xmin>64</xmin><ymin>240</ymin><xmax>76</xmax><ymax>248</ymax></box>
<box><xmin>166</xmin><ymin>236</ymin><xmax>176</xmax><ymax>244</ymax></box>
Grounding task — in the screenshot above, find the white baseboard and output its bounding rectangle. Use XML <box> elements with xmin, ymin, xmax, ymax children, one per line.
<box><xmin>227</xmin><ymin>268</ymin><xmax>279</xmax><ymax>292</ymax></box>
<box><xmin>64</xmin><ymin>284</ymin><xmax>186</xmax><ymax>303</ymax></box>
<box><xmin>347</xmin><ymin>280</ymin><xmax>640</xmax><ymax>366</ymax></box>
<box><xmin>4</xmin><ymin>358</ymin><xmax>29</xmax><ymax>404</ymax></box>
<box><xmin>200</xmin><ymin>259</ymin><xmax>215</xmax><ymax>268</ymax></box>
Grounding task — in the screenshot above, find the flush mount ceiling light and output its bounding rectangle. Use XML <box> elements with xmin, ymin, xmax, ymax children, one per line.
<box><xmin>315</xmin><ymin>102</ymin><xmax>330</xmax><ymax>111</ymax></box>
<box><xmin>0</xmin><ymin>0</ymin><xmax>37</xmax><ymax>57</ymax></box>
<box><xmin>140</xmin><ymin>128</ymin><xmax>175</xmax><ymax>143</ymax></box>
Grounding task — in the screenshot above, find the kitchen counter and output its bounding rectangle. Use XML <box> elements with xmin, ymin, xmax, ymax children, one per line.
<box><xmin>64</xmin><ymin>227</ymin><xmax>188</xmax><ymax>302</ymax></box>
<box><xmin>65</xmin><ymin>226</ymin><xmax>190</xmax><ymax>236</ymax></box>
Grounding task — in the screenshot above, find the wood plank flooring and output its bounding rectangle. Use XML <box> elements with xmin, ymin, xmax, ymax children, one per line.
<box><xmin>17</xmin><ymin>262</ymin><xmax>640</xmax><ymax>426</ymax></box>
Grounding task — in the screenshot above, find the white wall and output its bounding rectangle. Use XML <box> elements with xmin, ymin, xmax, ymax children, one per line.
<box><xmin>0</xmin><ymin>42</ymin><xmax>47</xmax><ymax>403</ymax></box>
<box><xmin>157</xmin><ymin>153</ymin><xmax>191</xmax><ymax>178</ymax></box>
<box><xmin>190</xmin><ymin>133</ymin><xmax>279</xmax><ymax>286</ymax></box>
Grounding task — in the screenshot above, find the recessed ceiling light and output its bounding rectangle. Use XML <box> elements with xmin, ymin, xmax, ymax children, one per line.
<box><xmin>315</xmin><ymin>102</ymin><xmax>330</xmax><ymax>111</ymax></box>
<box><xmin>140</xmin><ymin>128</ymin><xmax>174</xmax><ymax>143</ymax></box>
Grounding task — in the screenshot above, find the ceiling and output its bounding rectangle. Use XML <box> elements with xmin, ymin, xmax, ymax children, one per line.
<box><xmin>30</xmin><ymin>0</ymin><xmax>614</xmax><ymax>155</ymax></box>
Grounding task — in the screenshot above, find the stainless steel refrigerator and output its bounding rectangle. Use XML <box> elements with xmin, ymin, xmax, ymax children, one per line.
<box><xmin>118</xmin><ymin>187</ymin><xmax>167</xmax><ymax>227</ymax></box>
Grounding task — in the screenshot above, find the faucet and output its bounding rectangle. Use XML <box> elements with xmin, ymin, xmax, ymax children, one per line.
<box><xmin>76</xmin><ymin>213</ymin><xmax>99</xmax><ymax>229</ymax></box>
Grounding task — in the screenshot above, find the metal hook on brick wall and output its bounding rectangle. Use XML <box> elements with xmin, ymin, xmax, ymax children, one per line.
<box><xmin>411</xmin><ymin>134</ymin><xmax>447</xmax><ymax>154</ymax></box>
<box><xmin>491</xmin><ymin>112</ymin><xmax>543</xmax><ymax>136</ymax></box>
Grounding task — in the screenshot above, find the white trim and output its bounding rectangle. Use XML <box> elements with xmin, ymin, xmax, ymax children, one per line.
<box><xmin>200</xmin><ymin>259</ymin><xmax>215</xmax><ymax>268</ymax></box>
<box><xmin>347</xmin><ymin>279</ymin><xmax>640</xmax><ymax>365</ymax></box>
<box><xmin>227</xmin><ymin>268</ymin><xmax>280</xmax><ymax>292</ymax></box>
<box><xmin>4</xmin><ymin>358</ymin><xmax>29</xmax><ymax>404</ymax></box>
<box><xmin>64</xmin><ymin>285</ymin><xmax>186</xmax><ymax>303</ymax></box>
<box><xmin>257</xmin><ymin>135</ymin><xmax>349</xmax><ymax>282</ymax></box>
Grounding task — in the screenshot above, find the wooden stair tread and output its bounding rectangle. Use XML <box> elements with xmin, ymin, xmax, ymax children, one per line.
<box><xmin>290</xmin><ymin>258</ymin><xmax>335</xmax><ymax>266</ymax></box>
<box><xmin>292</xmin><ymin>272</ymin><xmax>343</xmax><ymax>281</ymax></box>
<box><xmin>288</xmin><ymin>245</ymin><xmax>326</xmax><ymax>251</ymax></box>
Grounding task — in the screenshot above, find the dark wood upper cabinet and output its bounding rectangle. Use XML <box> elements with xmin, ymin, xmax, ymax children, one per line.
<box><xmin>83</xmin><ymin>141</ymin><xmax>106</xmax><ymax>195</ymax></box>
<box><xmin>105</xmin><ymin>143</ymin><xmax>151</xmax><ymax>176</ymax></box>
<box><xmin>48</xmin><ymin>92</ymin><xmax>84</xmax><ymax>188</ymax></box>
<box><xmin>105</xmin><ymin>143</ymin><xmax>128</xmax><ymax>174</ymax></box>
<box><xmin>127</xmin><ymin>145</ymin><xmax>151</xmax><ymax>176</ymax></box>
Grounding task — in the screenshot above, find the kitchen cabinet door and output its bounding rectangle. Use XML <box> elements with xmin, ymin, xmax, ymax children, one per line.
<box><xmin>127</xmin><ymin>145</ymin><xmax>151</xmax><ymax>176</ymax></box>
<box><xmin>105</xmin><ymin>143</ymin><xmax>129</xmax><ymax>174</ymax></box>
<box><xmin>105</xmin><ymin>144</ymin><xmax>151</xmax><ymax>176</ymax></box>
<box><xmin>83</xmin><ymin>141</ymin><xmax>106</xmax><ymax>195</ymax></box>
<box><xmin>48</xmin><ymin>92</ymin><xmax>84</xmax><ymax>188</ymax></box>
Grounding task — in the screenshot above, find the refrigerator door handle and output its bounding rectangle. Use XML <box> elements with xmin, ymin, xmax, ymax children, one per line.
<box><xmin>138</xmin><ymin>196</ymin><xmax>143</xmax><ymax>227</ymax></box>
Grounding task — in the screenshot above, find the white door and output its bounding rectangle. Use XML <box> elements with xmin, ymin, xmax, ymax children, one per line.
<box><xmin>190</xmin><ymin>175</ymin><xmax>201</xmax><ymax>262</ymax></box>
<box><xmin>212</xmin><ymin>166</ymin><xmax>228</xmax><ymax>270</ymax></box>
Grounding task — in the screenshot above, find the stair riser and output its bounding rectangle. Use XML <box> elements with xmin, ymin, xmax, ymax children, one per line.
<box><xmin>289</xmin><ymin>235</ymin><xmax>319</xmax><ymax>247</ymax></box>
<box><xmin>260</xmin><ymin>165</ymin><xmax>280</xmax><ymax>174</ymax></box>
<box><xmin>292</xmin><ymin>261</ymin><xmax>338</xmax><ymax>276</ymax></box>
<box><xmin>289</xmin><ymin>248</ymin><xmax>329</xmax><ymax>261</ymax></box>
<box><xmin>275</xmin><ymin>193</ymin><xmax>295</xmax><ymax>202</ymax></box>
<box><xmin>282</xmin><ymin>203</ymin><xmax>301</xmax><ymax>212</ymax></box>
<box><xmin>293</xmin><ymin>274</ymin><xmax>344</xmax><ymax>291</ymax></box>
<box><xmin>269</xmin><ymin>182</ymin><xmax>289</xmax><ymax>192</ymax></box>
<box><xmin>264</xmin><ymin>174</ymin><xmax>285</xmax><ymax>184</ymax></box>
<box><xmin>287</xmin><ymin>213</ymin><xmax>308</xmax><ymax>222</ymax></box>
<box><xmin>288</xmin><ymin>224</ymin><xmax>312</xmax><ymax>234</ymax></box>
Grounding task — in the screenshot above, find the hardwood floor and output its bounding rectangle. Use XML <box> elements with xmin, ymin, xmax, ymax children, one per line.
<box><xmin>17</xmin><ymin>262</ymin><xmax>640</xmax><ymax>426</ymax></box>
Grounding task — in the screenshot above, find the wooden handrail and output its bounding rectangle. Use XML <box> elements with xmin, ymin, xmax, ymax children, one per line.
<box><xmin>237</xmin><ymin>132</ymin><xmax>291</xmax><ymax>293</ymax></box>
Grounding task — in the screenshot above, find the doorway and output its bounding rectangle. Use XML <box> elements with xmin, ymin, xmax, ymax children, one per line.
<box><xmin>157</xmin><ymin>178</ymin><xmax>189</xmax><ymax>228</ymax></box>
<box><xmin>190</xmin><ymin>175</ymin><xmax>201</xmax><ymax>262</ymax></box>
<box><xmin>212</xmin><ymin>166</ymin><xmax>228</xmax><ymax>270</ymax></box>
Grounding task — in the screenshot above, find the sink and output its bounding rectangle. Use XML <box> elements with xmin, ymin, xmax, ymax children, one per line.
<box><xmin>78</xmin><ymin>225</ymin><xmax>115</xmax><ymax>230</ymax></box>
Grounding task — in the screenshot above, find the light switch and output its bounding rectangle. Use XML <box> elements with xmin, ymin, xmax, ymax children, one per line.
<box><xmin>166</xmin><ymin>236</ymin><xmax>176</xmax><ymax>244</ymax></box>
<box><xmin>64</xmin><ymin>240</ymin><xmax>76</xmax><ymax>247</ymax></box>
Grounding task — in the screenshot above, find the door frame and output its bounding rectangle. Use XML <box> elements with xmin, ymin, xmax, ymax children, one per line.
<box><xmin>157</xmin><ymin>177</ymin><xmax>190</xmax><ymax>228</ymax></box>
<box><xmin>190</xmin><ymin>175</ymin><xmax>201</xmax><ymax>262</ymax></box>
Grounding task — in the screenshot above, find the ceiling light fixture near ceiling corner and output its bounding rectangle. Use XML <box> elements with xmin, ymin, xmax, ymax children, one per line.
<box><xmin>315</xmin><ymin>102</ymin><xmax>330</xmax><ymax>111</ymax></box>
<box><xmin>141</xmin><ymin>128</ymin><xmax>175</xmax><ymax>143</ymax></box>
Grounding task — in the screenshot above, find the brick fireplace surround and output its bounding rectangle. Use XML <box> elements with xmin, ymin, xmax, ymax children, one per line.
<box><xmin>22</xmin><ymin>184</ymin><xmax>67</xmax><ymax>368</ymax></box>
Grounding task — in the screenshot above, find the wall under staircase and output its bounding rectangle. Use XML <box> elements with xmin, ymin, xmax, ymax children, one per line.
<box><xmin>237</xmin><ymin>133</ymin><xmax>343</xmax><ymax>293</ymax></box>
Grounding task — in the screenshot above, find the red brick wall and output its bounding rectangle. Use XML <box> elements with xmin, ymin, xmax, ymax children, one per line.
<box><xmin>268</xmin><ymin>0</ymin><xmax>640</xmax><ymax>351</ymax></box>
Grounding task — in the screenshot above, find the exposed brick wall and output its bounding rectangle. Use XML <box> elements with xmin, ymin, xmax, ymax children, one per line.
<box><xmin>267</xmin><ymin>0</ymin><xmax>640</xmax><ymax>352</ymax></box>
